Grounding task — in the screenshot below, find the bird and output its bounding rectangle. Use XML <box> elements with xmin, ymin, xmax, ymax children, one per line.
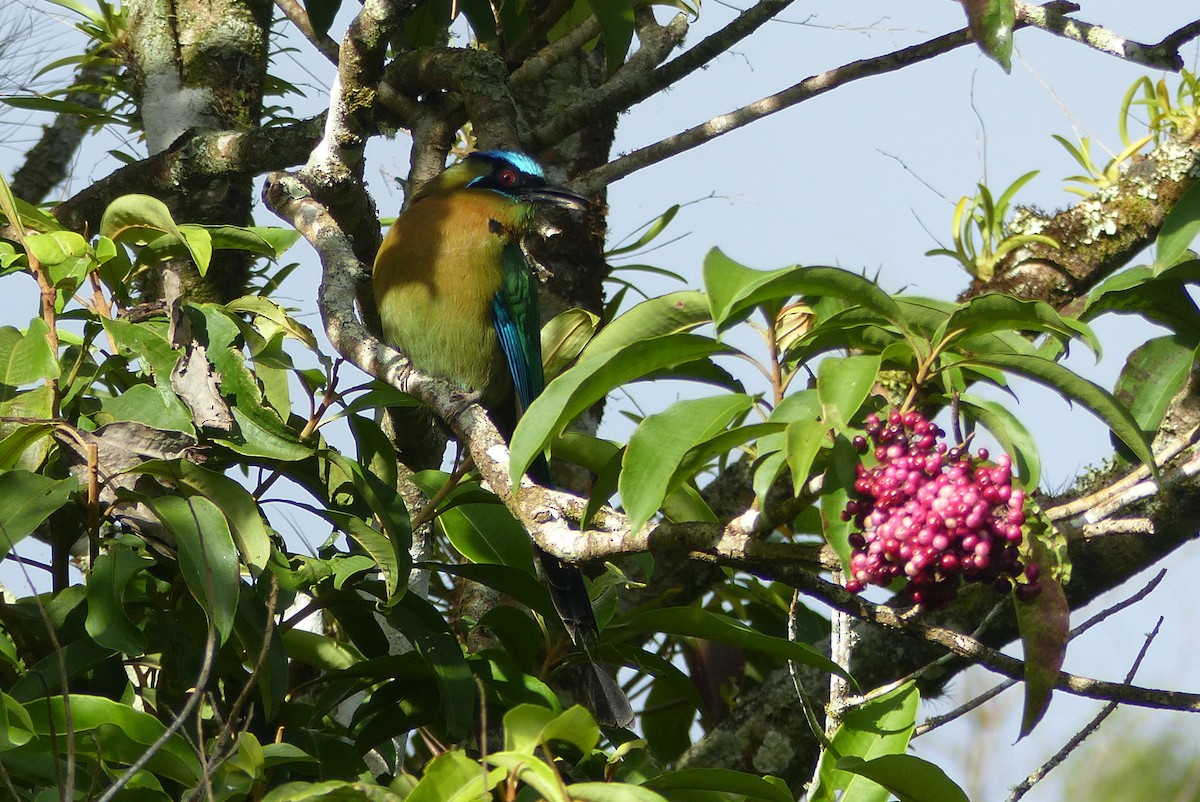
<box><xmin>372</xmin><ymin>149</ymin><xmax>634</xmax><ymax>727</ymax></box>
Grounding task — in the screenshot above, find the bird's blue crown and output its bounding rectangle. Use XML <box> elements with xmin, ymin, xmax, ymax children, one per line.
<box><xmin>473</xmin><ymin>150</ymin><xmax>545</xmax><ymax>179</ymax></box>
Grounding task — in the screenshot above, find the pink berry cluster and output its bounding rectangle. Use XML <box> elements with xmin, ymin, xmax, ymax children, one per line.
<box><xmin>842</xmin><ymin>409</ymin><xmax>1040</xmax><ymax>608</ymax></box>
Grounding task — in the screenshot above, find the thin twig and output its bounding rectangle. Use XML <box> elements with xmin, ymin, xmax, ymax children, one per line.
<box><xmin>97</xmin><ymin>499</ymin><xmax>222</xmax><ymax>802</ymax></box>
<box><xmin>573</xmin><ymin>1</ymin><xmax>1191</xmax><ymax>193</ymax></box>
<box><xmin>188</xmin><ymin>576</ymin><xmax>280</xmax><ymax>800</ymax></box>
<box><xmin>1005</xmin><ymin>617</ymin><xmax>1163</xmax><ymax>801</ymax></box>
<box><xmin>915</xmin><ymin>570</ymin><xmax>1166</xmax><ymax>736</ymax></box>
<box><xmin>1045</xmin><ymin>426</ymin><xmax>1200</xmax><ymax>521</ymax></box>
<box><xmin>0</xmin><ymin>522</ymin><xmax>75</xmax><ymax>801</ymax></box>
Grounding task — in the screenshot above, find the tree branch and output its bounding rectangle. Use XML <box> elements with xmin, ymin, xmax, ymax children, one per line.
<box><xmin>273</xmin><ymin>0</ymin><xmax>340</xmax><ymax>64</ymax></box>
<box><xmin>530</xmin><ymin>0</ymin><xmax>794</xmax><ymax>152</ymax></box>
<box><xmin>574</xmin><ymin>2</ymin><xmax>1196</xmax><ymax>193</ymax></box>
<box><xmin>1016</xmin><ymin>2</ymin><xmax>1196</xmax><ymax>71</ymax></box>
<box><xmin>53</xmin><ymin>116</ymin><xmax>323</xmax><ymax>234</ymax></box>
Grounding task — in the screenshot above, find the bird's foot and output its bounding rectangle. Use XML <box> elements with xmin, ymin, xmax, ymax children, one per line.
<box><xmin>448</xmin><ymin>389</ymin><xmax>484</xmax><ymax>419</ymax></box>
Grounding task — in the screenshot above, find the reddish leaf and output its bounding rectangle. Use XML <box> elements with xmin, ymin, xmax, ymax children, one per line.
<box><xmin>1015</xmin><ymin>533</ymin><xmax>1069</xmax><ymax>739</ymax></box>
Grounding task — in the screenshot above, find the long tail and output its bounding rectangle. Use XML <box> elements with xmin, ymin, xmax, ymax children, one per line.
<box><xmin>531</xmin><ymin>458</ymin><xmax>633</xmax><ymax>727</ymax></box>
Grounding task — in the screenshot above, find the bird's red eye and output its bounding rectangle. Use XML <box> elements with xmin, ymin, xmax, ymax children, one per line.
<box><xmin>497</xmin><ymin>168</ymin><xmax>518</xmax><ymax>186</ymax></box>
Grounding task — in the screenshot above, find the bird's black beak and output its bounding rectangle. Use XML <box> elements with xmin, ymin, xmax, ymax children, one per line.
<box><xmin>523</xmin><ymin>184</ymin><xmax>590</xmax><ymax>212</ymax></box>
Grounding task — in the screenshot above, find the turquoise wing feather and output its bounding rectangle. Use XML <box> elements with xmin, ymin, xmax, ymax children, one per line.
<box><xmin>491</xmin><ymin>243</ymin><xmax>545</xmax><ymax>416</ymax></box>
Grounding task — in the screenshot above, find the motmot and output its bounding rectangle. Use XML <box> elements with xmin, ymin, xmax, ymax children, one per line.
<box><xmin>373</xmin><ymin>150</ymin><xmax>633</xmax><ymax>727</ymax></box>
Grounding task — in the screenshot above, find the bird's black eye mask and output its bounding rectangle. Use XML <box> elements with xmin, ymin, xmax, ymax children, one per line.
<box><xmin>466</xmin><ymin>153</ymin><xmax>547</xmax><ymax>195</ymax></box>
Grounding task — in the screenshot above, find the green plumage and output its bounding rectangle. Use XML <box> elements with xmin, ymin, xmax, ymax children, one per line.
<box><xmin>372</xmin><ymin>151</ymin><xmax>633</xmax><ymax>727</ymax></box>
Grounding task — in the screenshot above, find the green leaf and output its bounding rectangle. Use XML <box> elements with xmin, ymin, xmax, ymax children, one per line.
<box><xmin>1155</xmin><ymin>180</ymin><xmax>1200</xmax><ymax>271</ymax></box>
<box><xmin>146</xmin><ymin>494</ymin><xmax>240</xmax><ymax>646</ymax></box>
<box><xmin>0</xmin><ymin>691</ymin><xmax>36</xmax><ymax>748</ymax></box>
<box><xmin>542</xmin><ymin>307</ymin><xmax>599</xmax><ymax>380</ymax></box>
<box><xmin>0</xmin><ymin>471</ymin><xmax>76</xmax><ymax>558</ymax></box>
<box><xmin>85</xmin><ymin>543</ymin><xmax>153</xmax><ymax>655</ymax></box>
<box><xmin>24</xmin><ymin>230</ymin><xmax>88</xmax><ymax>267</ymax></box>
<box><xmin>785</xmin><ymin>418</ymin><xmax>828</xmax><ymax>496</ymax></box>
<box><xmin>0</xmin><ymin>422</ymin><xmax>55</xmax><ymax>470</ymax></box>
<box><xmin>641</xmin><ymin>677</ymin><xmax>695</xmax><ymax>762</ymax></box>
<box><xmin>957</xmin><ymin>394</ymin><xmax>1042</xmax><ymax>490</ymax></box>
<box><xmin>1082</xmin><ymin>262</ymin><xmax>1200</xmax><ymax>333</ymax></box>
<box><xmin>424</xmin><ymin>562</ymin><xmax>556</xmax><ymax>622</ymax></box>
<box><xmin>621</xmin><ymin>394</ymin><xmax>754</xmax><ymax>534</ymax></box>
<box><xmin>504</xmin><ymin>703</ymin><xmax>560</xmax><ymax>754</ymax></box>
<box><xmin>282</xmin><ymin>629</ymin><xmax>365</xmax><ymax>671</ymax></box>
<box><xmin>100</xmin><ymin>194</ymin><xmax>210</xmax><ymax>272</ymax></box>
<box><xmin>263</xmin><ymin>780</ymin><xmax>405</xmax><ymax>802</ymax></box>
<box><xmin>703</xmin><ymin>249</ymin><xmax>906</xmax><ymax>334</ymax></box>
<box><xmin>0</xmin><ymin>321</ymin><xmax>60</xmax><ymax>386</ymax></box>
<box><xmin>180</xmin><ymin>224</ymin><xmax>213</xmax><ymax>274</ymax></box>
<box><xmin>817</xmin><ymin>354</ymin><xmax>881</xmax><ymax>428</ymax></box>
<box><xmin>20</xmin><ymin>694</ymin><xmax>202</xmax><ymax>785</ymax></box>
<box><xmin>99</xmin><ymin>383</ymin><xmax>195</xmax><ymax>434</ymax></box>
<box><xmin>440</xmin><ymin>502</ymin><xmax>535</xmax><ymax>571</ymax></box>
<box><xmin>485</xmin><ymin>752</ymin><xmax>570</xmax><ymax>802</ymax></box>
<box><xmin>585</xmin><ymin>0</ymin><xmax>635</xmax><ymax>74</ymax></box>
<box><xmin>811</xmin><ymin>682</ymin><xmax>919</xmax><ymax>802</ymax></box>
<box><xmin>511</xmin><ymin>333</ymin><xmax>724</xmax><ymax>483</ymax></box>
<box><xmin>389</xmin><ymin>594</ymin><xmax>476</xmax><ymax>742</ymax></box>
<box><xmin>583</xmin><ymin>290</ymin><xmax>711</xmax><ymax>356</ymax></box>
<box><xmin>222</xmin><ymin>404</ymin><xmax>313</xmax><ymax>461</ymax></box>
<box><xmin>206</xmin><ymin>224</ymin><xmax>301</xmax><ymax>259</ymax></box>
<box><xmin>132</xmin><ymin>460</ymin><xmax>271</xmax><ymax>570</ymax></box>
<box><xmin>1113</xmin><ymin>335</ymin><xmax>1195</xmax><ymax>435</ymax></box>
<box><xmin>319</xmin><ymin>510</ymin><xmax>408</xmax><ymax>599</ymax></box>
<box><xmin>962</xmin><ymin>0</ymin><xmax>1015</xmax><ymax>71</ymax></box>
<box><xmin>956</xmin><ymin>352</ymin><xmax>1155</xmax><ymax>471</ymax></box>
<box><xmin>540</xmin><ymin>705</ymin><xmax>602</xmax><ymax>754</ymax></box>
<box><xmin>567</xmin><ymin>783</ymin><xmax>670</xmax><ymax>802</ymax></box>
<box><xmin>940</xmin><ymin>294</ymin><xmax>1100</xmax><ymax>358</ymax></box>
<box><xmin>625</xmin><ymin>607</ymin><xmax>849</xmax><ymax>679</ymax></box>
<box><xmin>226</xmin><ymin>294</ymin><xmax>319</xmax><ymax>350</ymax></box>
<box><xmin>302</xmin><ymin>0</ymin><xmax>343</xmax><ymax>37</ymax></box>
<box><xmin>836</xmin><ymin>754</ymin><xmax>970</xmax><ymax>802</ymax></box>
<box><xmin>406</xmin><ymin>750</ymin><xmax>504</xmax><ymax>802</ymax></box>
<box><xmin>644</xmin><ymin>768</ymin><xmax>791</xmax><ymax>802</ymax></box>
